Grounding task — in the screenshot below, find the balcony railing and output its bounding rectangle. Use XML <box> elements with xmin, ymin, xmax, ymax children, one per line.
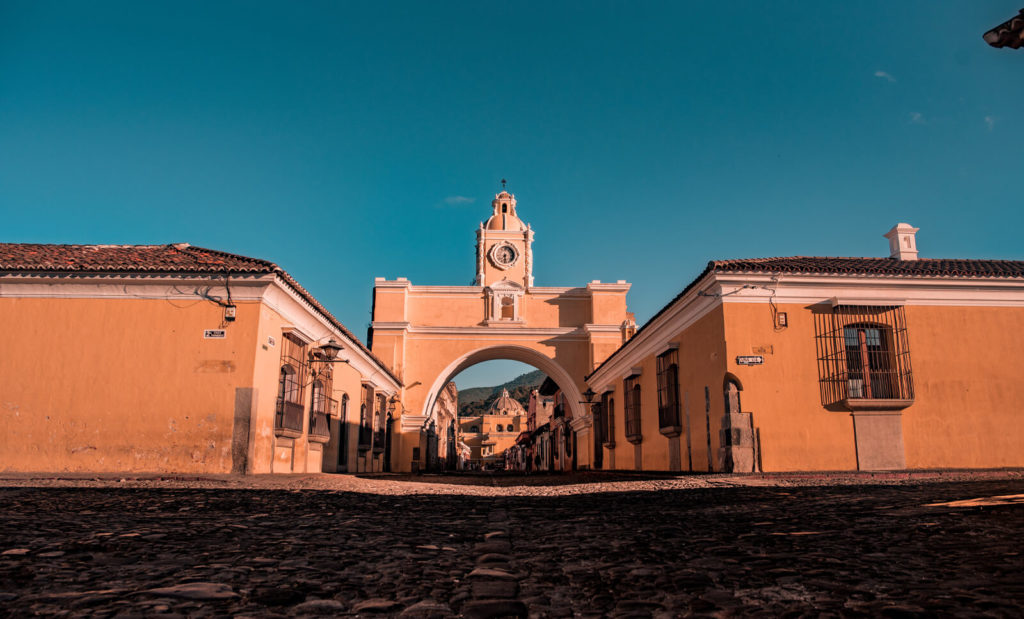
<box><xmin>308</xmin><ymin>396</ymin><xmax>335</xmax><ymax>442</ymax></box>
<box><xmin>276</xmin><ymin>399</ymin><xmax>304</xmax><ymax>436</ymax></box>
<box><xmin>309</xmin><ymin>413</ymin><xmax>330</xmax><ymax>441</ymax></box>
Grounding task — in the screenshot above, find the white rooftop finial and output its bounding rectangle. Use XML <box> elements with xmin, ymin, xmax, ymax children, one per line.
<box><xmin>884</xmin><ymin>223</ymin><xmax>920</xmax><ymax>261</ymax></box>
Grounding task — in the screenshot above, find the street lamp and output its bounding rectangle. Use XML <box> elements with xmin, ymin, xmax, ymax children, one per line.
<box><xmin>305</xmin><ymin>338</ymin><xmax>349</xmax><ymax>385</ymax></box>
<box><xmin>319</xmin><ymin>338</ymin><xmax>344</xmax><ymax>361</ymax></box>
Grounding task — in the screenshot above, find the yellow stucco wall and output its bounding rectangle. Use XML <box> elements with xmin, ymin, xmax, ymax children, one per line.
<box><xmin>720</xmin><ymin>301</ymin><xmax>1024</xmax><ymax>471</ymax></box>
<box><xmin>0</xmin><ymin>296</ymin><xmax>260</xmax><ymax>473</ymax></box>
<box><xmin>899</xmin><ymin>305</ymin><xmax>1024</xmax><ymax>468</ymax></box>
<box><xmin>720</xmin><ymin>302</ymin><xmax>859</xmax><ymax>471</ymax></box>
<box><xmin>601</xmin><ymin>307</ymin><xmax>727</xmax><ymax>472</ymax></box>
<box><xmin>373</xmin><ymin>280</ymin><xmax>630</xmax><ymax>473</ymax></box>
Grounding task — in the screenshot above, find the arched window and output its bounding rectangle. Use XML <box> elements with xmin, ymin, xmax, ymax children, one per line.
<box><xmin>624</xmin><ymin>375</ymin><xmax>642</xmax><ymax>444</ymax></box>
<box><xmin>470</xmin><ymin>425</ymin><xmax>479</xmax><ymax>433</ymax></box>
<box><xmin>657</xmin><ymin>348</ymin><xmax>680</xmax><ymax>431</ymax></box>
<box><xmin>601</xmin><ymin>392</ymin><xmax>616</xmax><ymax>448</ymax></box>
<box><xmin>309</xmin><ymin>380</ymin><xmax>330</xmax><ymax>439</ymax></box>
<box><xmin>844</xmin><ymin>323</ymin><xmax>896</xmax><ymax>399</ymax></box>
<box><xmin>815</xmin><ymin>305</ymin><xmax>913</xmax><ymax>406</ymax></box>
<box><xmin>279</xmin><ymin>365</ymin><xmax>299</xmax><ymax>403</ymax></box>
<box><xmin>340</xmin><ymin>393</ymin><xmax>349</xmax><ymax>420</ymax></box>
<box><xmin>275</xmin><ymin>365</ymin><xmax>304</xmax><ymax>432</ymax></box>
<box><xmin>311</xmin><ymin>380</ymin><xmax>325</xmax><ymax>413</ymax></box>
<box><xmin>507</xmin><ymin>424</ymin><xmax>514</xmax><ymax>432</ymax></box>
<box><xmin>502</xmin><ymin>203</ymin><xmax>508</xmax><ymax>213</ymax></box>
<box><xmin>359</xmin><ymin>383</ymin><xmax>373</xmax><ymax>449</ymax></box>
<box><xmin>724</xmin><ymin>376</ymin><xmax>742</xmax><ymax>415</ymax></box>
<box><xmin>373</xmin><ymin>394</ymin><xmax>387</xmax><ymax>453</ymax></box>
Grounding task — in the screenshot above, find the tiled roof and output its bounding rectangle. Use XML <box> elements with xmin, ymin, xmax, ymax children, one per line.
<box><xmin>984</xmin><ymin>9</ymin><xmax>1024</xmax><ymax>49</ymax></box>
<box><xmin>710</xmin><ymin>256</ymin><xmax>1024</xmax><ymax>278</ymax></box>
<box><xmin>0</xmin><ymin>243</ymin><xmax>276</xmax><ymax>273</ymax></box>
<box><xmin>587</xmin><ymin>255</ymin><xmax>1024</xmax><ymax>382</ymax></box>
<box><xmin>0</xmin><ymin>243</ymin><xmax>400</xmax><ymax>386</ymax></box>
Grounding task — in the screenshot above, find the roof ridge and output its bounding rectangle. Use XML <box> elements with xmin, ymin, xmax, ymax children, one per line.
<box><xmin>712</xmin><ymin>255</ymin><xmax>1024</xmax><ymax>264</ymax></box>
<box><xmin>179</xmin><ymin>243</ymin><xmax>279</xmax><ymax>270</ymax></box>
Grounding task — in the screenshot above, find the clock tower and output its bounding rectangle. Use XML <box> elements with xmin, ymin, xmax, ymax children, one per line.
<box><xmin>475</xmin><ymin>189</ymin><xmax>534</xmax><ymax>288</ymax></box>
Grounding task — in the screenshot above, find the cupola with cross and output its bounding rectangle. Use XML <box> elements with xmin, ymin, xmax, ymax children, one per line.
<box><xmin>475</xmin><ymin>182</ymin><xmax>534</xmax><ymax>288</ymax></box>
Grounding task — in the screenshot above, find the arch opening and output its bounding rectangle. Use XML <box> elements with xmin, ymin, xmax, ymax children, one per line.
<box><xmin>422</xmin><ymin>345</ymin><xmax>585</xmax><ymax>423</ymax></box>
<box><xmin>415</xmin><ymin>346</ymin><xmax>587</xmax><ymax>471</ymax></box>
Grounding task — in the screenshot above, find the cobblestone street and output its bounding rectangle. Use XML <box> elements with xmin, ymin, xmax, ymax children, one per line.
<box><xmin>1</xmin><ymin>472</ymin><xmax>1022</xmax><ymax>617</ymax></box>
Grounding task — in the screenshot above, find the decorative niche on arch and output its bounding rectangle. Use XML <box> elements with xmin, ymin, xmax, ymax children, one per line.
<box><xmin>484</xmin><ymin>279</ymin><xmax>525</xmax><ymax>325</ymax></box>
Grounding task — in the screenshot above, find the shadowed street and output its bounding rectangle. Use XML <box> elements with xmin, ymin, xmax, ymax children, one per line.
<box><xmin>0</xmin><ymin>474</ymin><xmax>1022</xmax><ymax>616</ymax></box>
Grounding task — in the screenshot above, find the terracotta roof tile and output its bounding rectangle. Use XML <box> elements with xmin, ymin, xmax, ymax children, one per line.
<box><xmin>587</xmin><ymin>255</ymin><xmax>1024</xmax><ymax>382</ymax></box>
<box><xmin>710</xmin><ymin>256</ymin><xmax>1024</xmax><ymax>278</ymax></box>
<box><xmin>0</xmin><ymin>243</ymin><xmax>400</xmax><ymax>386</ymax></box>
<box><xmin>0</xmin><ymin>243</ymin><xmax>276</xmax><ymax>273</ymax></box>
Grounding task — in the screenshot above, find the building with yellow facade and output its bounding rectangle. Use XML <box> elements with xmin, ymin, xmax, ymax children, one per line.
<box><xmin>0</xmin><ymin>243</ymin><xmax>402</xmax><ymax>474</ymax></box>
<box><xmin>370</xmin><ymin>190</ymin><xmax>632</xmax><ymax>473</ymax></box>
<box><xmin>4</xmin><ymin>209</ymin><xmax>1022</xmax><ymax>477</ymax></box>
<box><xmin>458</xmin><ymin>389</ymin><xmax>525</xmax><ymax>468</ymax></box>
<box><xmin>586</xmin><ymin>224</ymin><xmax>1024</xmax><ymax>472</ymax></box>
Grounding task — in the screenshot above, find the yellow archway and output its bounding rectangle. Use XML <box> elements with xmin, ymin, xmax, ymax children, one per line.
<box><xmin>422</xmin><ymin>345</ymin><xmax>586</xmax><ymax>422</ymax></box>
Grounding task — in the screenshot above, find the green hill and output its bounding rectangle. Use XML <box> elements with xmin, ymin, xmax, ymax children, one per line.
<box><xmin>457</xmin><ymin>369</ymin><xmax>544</xmax><ymax>417</ymax></box>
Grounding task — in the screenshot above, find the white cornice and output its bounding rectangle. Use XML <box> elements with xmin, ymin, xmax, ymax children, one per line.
<box><xmin>570</xmin><ymin>414</ymin><xmax>592</xmax><ymax>431</ymax></box>
<box><xmin>0</xmin><ymin>271</ymin><xmax>402</xmax><ymax>391</ymax></box>
<box><xmin>587</xmin><ymin>270</ymin><xmax>1024</xmax><ymax>392</ymax></box>
<box><xmin>712</xmin><ymin>273</ymin><xmax>1024</xmax><ymax>307</ymax></box>
<box><xmin>386</xmin><ymin>285</ymin><xmax>592</xmax><ymax>297</ymax></box>
<box><xmin>374</xmin><ymin>278</ymin><xmax>412</xmax><ymax>289</ymax></box>
<box><xmin>587</xmin><ymin>271</ymin><xmax>720</xmax><ymax>392</ymax></box>
<box><xmin>582</xmin><ymin>324</ymin><xmax>624</xmax><ymax>334</ymax></box>
<box><xmin>528</xmin><ymin>286</ymin><xmax>590</xmax><ymax>296</ymax></box>
<box><xmin>586</xmin><ymin>282</ymin><xmax>631</xmax><ymax>293</ymax></box>
<box><xmin>264</xmin><ymin>278</ymin><xmax>402</xmax><ymax>392</ymax></box>
<box><xmin>372</xmin><ymin>323</ymin><xmax>610</xmax><ymax>337</ymax></box>
<box><xmin>0</xmin><ymin>272</ymin><xmax>275</xmax><ymax>300</ymax></box>
<box><xmin>400</xmin><ymin>414</ymin><xmax>428</xmax><ymax>432</ymax></box>
<box><xmin>371</xmin><ymin>321</ymin><xmax>411</xmax><ymax>332</ymax></box>
<box><xmin>407</xmin><ymin>328</ymin><xmax>589</xmax><ymax>340</ymax></box>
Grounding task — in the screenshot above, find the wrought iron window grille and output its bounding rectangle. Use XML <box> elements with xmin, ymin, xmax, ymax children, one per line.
<box><xmin>815</xmin><ymin>304</ymin><xmax>914</xmax><ymax>410</ymax></box>
<box><xmin>656</xmin><ymin>348</ymin><xmax>682</xmax><ymax>435</ymax></box>
<box><xmin>624</xmin><ymin>376</ymin><xmax>642</xmax><ymax>444</ymax></box>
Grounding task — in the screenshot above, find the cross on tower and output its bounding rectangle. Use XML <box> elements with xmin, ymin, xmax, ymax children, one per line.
<box><xmin>500</xmin><ymin>178</ymin><xmax>507</xmax><ymax>189</ymax></box>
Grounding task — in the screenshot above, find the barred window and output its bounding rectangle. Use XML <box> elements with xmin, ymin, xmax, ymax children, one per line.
<box><xmin>275</xmin><ymin>333</ymin><xmax>308</xmax><ymax>433</ymax></box>
<box><xmin>309</xmin><ymin>379</ymin><xmax>332</xmax><ymax>440</ymax></box>
<box><xmin>624</xmin><ymin>375</ymin><xmax>642</xmax><ymax>444</ymax></box>
<box><xmin>359</xmin><ymin>384</ymin><xmax>374</xmax><ymax>449</ymax></box>
<box><xmin>815</xmin><ymin>305</ymin><xmax>914</xmax><ymax>407</ymax></box>
<box><xmin>601</xmin><ymin>392</ymin><xmax>615</xmax><ymax>448</ymax></box>
<box><xmin>656</xmin><ymin>348</ymin><xmax>681</xmax><ymax>431</ymax></box>
<box><xmin>373</xmin><ymin>394</ymin><xmax>387</xmax><ymax>452</ymax></box>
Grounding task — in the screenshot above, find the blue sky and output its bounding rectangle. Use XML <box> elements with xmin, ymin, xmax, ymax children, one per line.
<box><xmin>3</xmin><ymin>2</ymin><xmax>1022</xmax><ymax>389</ymax></box>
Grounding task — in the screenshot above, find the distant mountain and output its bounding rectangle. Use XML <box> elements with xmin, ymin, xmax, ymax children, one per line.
<box><xmin>457</xmin><ymin>369</ymin><xmax>544</xmax><ymax>417</ymax></box>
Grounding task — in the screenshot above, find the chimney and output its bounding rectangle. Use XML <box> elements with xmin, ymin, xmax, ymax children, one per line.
<box><xmin>884</xmin><ymin>223</ymin><xmax>919</xmax><ymax>261</ymax></box>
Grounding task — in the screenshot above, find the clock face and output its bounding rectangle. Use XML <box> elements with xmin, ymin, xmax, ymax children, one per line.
<box><xmin>489</xmin><ymin>243</ymin><xmax>518</xmax><ymax>269</ymax></box>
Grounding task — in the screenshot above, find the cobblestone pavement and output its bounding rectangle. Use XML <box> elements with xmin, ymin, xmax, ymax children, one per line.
<box><xmin>0</xmin><ymin>472</ymin><xmax>1022</xmax><ymax>617</ymax></box>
